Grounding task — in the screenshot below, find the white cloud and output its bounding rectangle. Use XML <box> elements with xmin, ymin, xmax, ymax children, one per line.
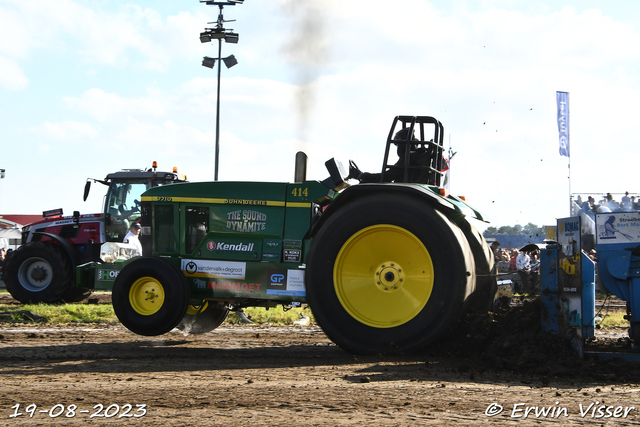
<box><xmin>63</xmin><ymin>88</ymin><xmax>168</xmax><ymax>123</ymax></box>
<box><xmin>40</xmin><ymin>121</ymin><xmax>98</xmax><ymax>140</ymax></box>
<box><xmin>0</xmin><ymin>0</ymin><xmax>206</xmax><ymax>73</ymax></box>
<box><xmin>0</xmin><ymin>55</ymin><xmax>28</xmax><ymax>90</ymax></box>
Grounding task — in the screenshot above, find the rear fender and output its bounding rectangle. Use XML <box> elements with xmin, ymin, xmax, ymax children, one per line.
<box><xmin>311</xmin><ymin>183</ymin><xmax>467</xmax><ymax>237</ymax></box>
<box><xmin>31</xmin><ymin>232</ymin><xmax>78</xmax><ymax>269</ymax></box>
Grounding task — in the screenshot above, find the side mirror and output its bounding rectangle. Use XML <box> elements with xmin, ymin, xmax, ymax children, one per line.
<box><xmin>83</xmin><ymin>180</ymin><xmax>91</xmax><ymax>202</ymax></box>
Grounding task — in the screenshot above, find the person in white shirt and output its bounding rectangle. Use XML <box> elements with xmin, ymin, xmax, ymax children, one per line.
<box><xmin>515</xmin><ymin>251</ymin><xmax>531</xmax><ymax>294</ymax></box>
<box><xmin>123</xmin><ymin>222</ymin><xmax>143</xmax><ymax>256</ymax></box>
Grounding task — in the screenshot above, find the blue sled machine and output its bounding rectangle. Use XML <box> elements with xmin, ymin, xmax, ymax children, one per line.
<box><xmin>540</xmin><ymin>212</ymin><xmax>640</xmax><ymax>361</ymax></box>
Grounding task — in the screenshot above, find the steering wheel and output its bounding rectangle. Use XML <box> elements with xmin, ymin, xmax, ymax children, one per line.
<box><xmin>347</xmin><ymin>160</ymin><xmax>362</xmax><ymax>181</ymax></box>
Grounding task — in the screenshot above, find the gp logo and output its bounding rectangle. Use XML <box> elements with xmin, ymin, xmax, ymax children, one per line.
<box><xmin>270</xmin><ymin>274</ymin><xmax>285</xmax><ymax>283</ymax></box>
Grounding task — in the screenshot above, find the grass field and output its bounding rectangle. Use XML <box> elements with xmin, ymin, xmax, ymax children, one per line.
<box><xmin>0</xmin><ymin>301</ymin><xmax>314</xmax><ymax>325</ymax></box>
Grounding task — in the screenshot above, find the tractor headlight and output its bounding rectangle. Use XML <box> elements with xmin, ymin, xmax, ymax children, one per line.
<box><xmin>100</xmin><ymin>242</ymin><xmax>138</xmax><ymax>263</ymax></box>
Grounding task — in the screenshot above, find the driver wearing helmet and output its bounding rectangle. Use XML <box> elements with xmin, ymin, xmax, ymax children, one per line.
<box><xmin>350</xmin><ymin>127</ymin><xmax>422</xmax><ymax>183</ymax></box>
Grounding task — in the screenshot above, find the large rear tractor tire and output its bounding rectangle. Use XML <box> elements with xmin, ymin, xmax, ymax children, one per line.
<box><xmin>459</xmin><ymin>219</ymin><xmax>497</xmax><ymax>311</ymax></box>
<box><xmin>112</xmin><ymin>257</ymin><xmax>190</xmax><ymax>336</ymax></box>
<box><xmin>3</xmin><ymin>242</ymin><xmax>74</xmax><ymax>304</ymax></box>
<box><xmin>306</xmin><ymin>194</ymin><xmax>475</xmax><ymax>354</ymax></box>
<box><xmin>177</xmin><ymin>302</ymin><xmax>229</xmax><ymax>334</ymax></box>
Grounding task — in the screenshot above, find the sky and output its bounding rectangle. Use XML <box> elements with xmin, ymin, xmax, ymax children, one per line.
<box><xmin>1</xmin><ymin>0</ymin><xmax>640</xmax><ymax>233</ymax></box>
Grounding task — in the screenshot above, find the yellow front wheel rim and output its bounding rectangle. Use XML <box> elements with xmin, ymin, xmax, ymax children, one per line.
<box><xmin>334</xmin><ymin>225</ymin><xmax>434</xmax><ymax>328</ymax></box>
<box><xmin>129</xmin><ymin>277</ymin><xmax>165</xmax><ymax>316</ymax></box>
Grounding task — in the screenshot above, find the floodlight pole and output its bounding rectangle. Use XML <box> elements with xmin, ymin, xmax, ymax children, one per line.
<box><xmin>214</xmin><ymin>33</ymin><xmax>222</xmax><ymax>181</ymax></box>
<box><xmin>201</xmin><ymin>1</ymin><xmax>242</xmax><ymax>181</ymax></box>
<box><xmin>0</xmin><ymin>169</ymin><xmax>4</xmax><ymax>211</ymax></box>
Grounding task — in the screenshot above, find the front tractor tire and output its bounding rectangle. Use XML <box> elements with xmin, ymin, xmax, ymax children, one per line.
<box><xmin>306</xmin><ymin>194</ymin><xmax>475</xmax><ymax>354</ymax></box>
<box><xmin>3</xmin><ymin>242</ymin><xmax>74</xmax><ymax>304</ymax></box>
<box><xmin>112</xmin><ymin>257</ymin><xmax>190</xmax><ymax>336</ymax></box>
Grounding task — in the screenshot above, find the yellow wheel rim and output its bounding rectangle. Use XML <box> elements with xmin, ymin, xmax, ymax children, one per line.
<box><xmin>334</xmin><ymin>224</ymin><xmax>434</xmax><ymax>328</ymax></box>
<box><xmin>186</xmin><ymin>301</ymin><xmax>209</xmax><ymax>315</ymax></box>
<box><xmin>129</xmin><ymin>277</ymin><xmax>165</xmax><ymax>316</ymax></box>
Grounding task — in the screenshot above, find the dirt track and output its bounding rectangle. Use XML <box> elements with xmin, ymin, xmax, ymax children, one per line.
<box><xmin>2</xmin><ymin>298</ymin><xmax>640</xmax><ymax>425</ymax></box>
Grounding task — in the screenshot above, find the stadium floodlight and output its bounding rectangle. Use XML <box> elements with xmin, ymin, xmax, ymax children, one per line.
<box><xmin>202</xmin><ymin>56</ymin><xmax>217</xmax><ymax>68</ymax></box>
<box><xmin>200</xmin><ymin>1</ymin><xmax>244</xmax><ymax>5</ymax></box>
<box><xmin>223</xmin><ymin>55</ymin><xmax>237</xmax><ymax>68</ymax></box>
<box><xmin>224</xmin><ymin>32</ymin><xmax>239</xmax><ymax>44</ymax></box>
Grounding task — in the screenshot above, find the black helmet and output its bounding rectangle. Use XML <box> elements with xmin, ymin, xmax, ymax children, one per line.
<box><xmin>393</xmin><ymin>127</ymin><xmax>416</xmax><ymax>141</ymax></box>
<box><xmin>393</xmin><ymin>127</ymin><xmax>418</xmax><ymax>157</ymax></box>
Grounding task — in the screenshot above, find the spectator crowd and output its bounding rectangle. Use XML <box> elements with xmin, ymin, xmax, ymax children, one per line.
<box><xmin>492</xmin><ymin>241</ymin><xmax>540</xmax><ymax>294</ymax></box>
<box><xmin>576</xmin><ymin>192</ymin><xmax>640</xmax><ymax>219</ymax></box>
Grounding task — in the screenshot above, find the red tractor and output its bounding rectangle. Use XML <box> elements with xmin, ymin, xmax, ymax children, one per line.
<box><xmin>2</xmin><ymin>162</ymin><xmax>187</xmax><ymax>303</ymax></box>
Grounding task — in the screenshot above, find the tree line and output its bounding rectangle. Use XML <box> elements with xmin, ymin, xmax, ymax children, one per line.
<box><xmin>482</xmin><ymin>223</ymin><xmax>544</xmax><ymax>236</ymax></box>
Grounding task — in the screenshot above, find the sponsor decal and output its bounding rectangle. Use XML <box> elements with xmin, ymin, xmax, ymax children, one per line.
<box><xmin>271</xmin><ymin>273</ymin><xmax>285</xmax><ymax>286</ymax></box>
<box><xmin>266</xmin><ymin>269</ymin><xmax>306</xmax><ymax>296</ymax></box>
<box><xmin>283</xmin><ymin>249</ymin><xmax>301</xmax><ymax>262</ymax></box>
<box><xmin>185</xmin><ymin>261</ymin><xmax>198</xmax><ymax>274</ymax></box>
<box><xmin>206</xmin><ymin>240</ymin><xmax>255</xmax><ymax>252</ymax></box>
<box><xmin>226</xmin><ymin>209</ymin><xmax>267</xmax><ymax>233</ymax></box>
<box><xmin>596</xmin><ymin>213</ymin><xmax>640</xmax><ymax>244</ymax></box>
<box><xmin>201</xmin><ymin>280</ymin><xmax>262</xmax><ymax>292</ymax></box>
<box><xmin>181</xmin><ymin>259</ymin><xmax>246</xmax><ymax>279</ymax></box>
<box><xmin>286</xmin><ymin>270</ymin><xmax>305</xmax><ymax>293</ymax></box>
<box><xmin>98</xmin><ymin>269</ymin><xmax>120</xmax><ymax>281</ymax></box>
<box><xmin>224</xmin><ymin>199</ymin><xmax>267</xmax><ymax>206</ymax></box>
<box><xmin>192</xmin><ymin>277</ymin><xmax>262</xmax><ymax>292</ymax></box>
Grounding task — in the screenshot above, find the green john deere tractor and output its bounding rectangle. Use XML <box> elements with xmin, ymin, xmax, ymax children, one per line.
<box><xmin>76</xmin><ymin>115</ymin><xmax>496</xmax><ymax>354</ymax></box>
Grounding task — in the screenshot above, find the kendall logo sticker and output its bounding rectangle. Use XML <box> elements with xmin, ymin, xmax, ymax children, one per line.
<box><xmin>209</xmin><ymin>241</ymin><xmax>255</xmax><ymax>252</ymax></box>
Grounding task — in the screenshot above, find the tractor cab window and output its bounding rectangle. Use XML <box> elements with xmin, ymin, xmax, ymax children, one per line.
<box><xmin>105</xmin><ymin>182</ymin><xmax>146</xmax><ymax>241</ymax></box>
<box><xmin>185</xmin><ymin>206</ymin><xmax>210</xmax><ymax>254</ymax></box>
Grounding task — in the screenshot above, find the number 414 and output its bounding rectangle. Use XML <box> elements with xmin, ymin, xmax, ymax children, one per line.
<box><xmin>291</xmin><ymin>188</ymin><xmax>308</xmax><ymax>197</ymax></box>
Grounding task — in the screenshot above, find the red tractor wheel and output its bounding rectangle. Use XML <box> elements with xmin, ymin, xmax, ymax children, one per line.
<box><xmin>3</xmin><ymin>242</ymin><xmax>74</xmax><ymax>304</ymax></box>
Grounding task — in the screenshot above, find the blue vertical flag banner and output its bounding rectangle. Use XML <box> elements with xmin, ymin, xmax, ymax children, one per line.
<box><xmin>556</xmin><ymin>91</ymin><xmax>570</xmax><ymax>157</ymax></box>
